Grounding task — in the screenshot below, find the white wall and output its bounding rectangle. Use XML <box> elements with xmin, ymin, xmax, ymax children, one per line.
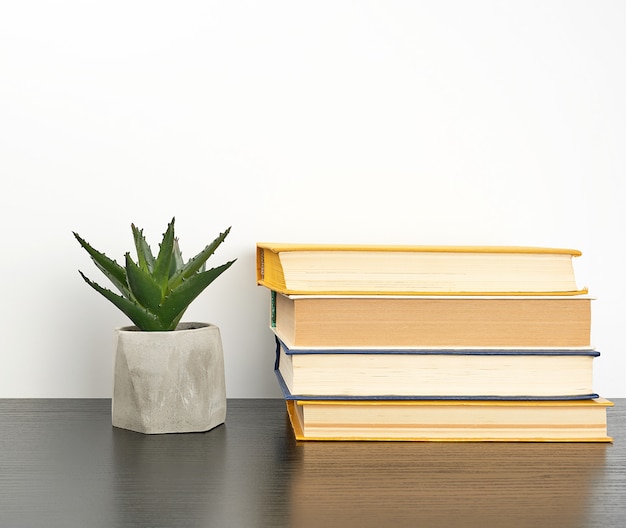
<box><xmin>1</xmin><ymin>1</ymin><xmax>625</xmax><ymax>398</ymax></box>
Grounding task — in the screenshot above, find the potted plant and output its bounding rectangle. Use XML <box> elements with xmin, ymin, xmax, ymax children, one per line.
<box><xmin>73</xmin><ymin>218</ymin><xmax>236</xmax><ymax>434</ymax></box>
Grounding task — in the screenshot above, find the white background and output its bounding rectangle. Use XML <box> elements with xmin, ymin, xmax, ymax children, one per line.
<box><xmin>1</xmin><ymin>1</ymin><xmax>624</xmax><ymax>398</ymax></box>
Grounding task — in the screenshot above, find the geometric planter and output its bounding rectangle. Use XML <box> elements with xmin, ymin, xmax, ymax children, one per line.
<box><xmin>111</xmin><ymin>322</ymin><xmax>227</xmax><ymax>434</ymax></box>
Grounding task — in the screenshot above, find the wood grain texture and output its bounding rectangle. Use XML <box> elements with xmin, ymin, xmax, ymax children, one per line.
<box><xmin>0</xmin><ymin>399</ymin><xmax>624</xmax><ymax>528</ymax></box>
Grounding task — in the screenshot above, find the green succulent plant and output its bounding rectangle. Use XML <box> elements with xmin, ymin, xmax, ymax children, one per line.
<box><xmin>74</xmin><ymin>218</ymin><xmax>236</xmax><ymax>331</ymax></box>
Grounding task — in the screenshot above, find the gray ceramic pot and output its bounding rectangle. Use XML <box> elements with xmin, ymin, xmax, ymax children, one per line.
<box><xmin>112</xmin><ymin>322</ymin><xmax>227</xmax><ymax>434</ymax></box>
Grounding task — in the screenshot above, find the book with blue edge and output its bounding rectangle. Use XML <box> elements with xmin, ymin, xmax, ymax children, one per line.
<box><xmin>273</xmin><ymin>337</ymin><xmax>599</xmax><ymax>401</ymax></box>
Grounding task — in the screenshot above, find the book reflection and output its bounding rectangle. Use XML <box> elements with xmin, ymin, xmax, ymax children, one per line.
<box><xmin>288</xmin><ymin>437</ymin><xmax>608</xmax><ymax>528</ymax></box>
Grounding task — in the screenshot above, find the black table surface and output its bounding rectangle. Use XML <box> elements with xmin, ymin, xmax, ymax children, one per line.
<box><xmin>1</xmin><ymin>398</ymin><xmax>624</xmax><ymax>528</ymax></box>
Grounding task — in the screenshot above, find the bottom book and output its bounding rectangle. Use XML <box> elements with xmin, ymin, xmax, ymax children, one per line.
<box><xmin>286</xmin><ymin>398</ymin><xmax>614</xmax><ymax>442</ymax></box>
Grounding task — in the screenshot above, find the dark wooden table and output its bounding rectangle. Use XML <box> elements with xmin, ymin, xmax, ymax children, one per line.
<box><xmin>1</xmin><ymin>399</ymin><xmax>624</xmax><ymax>527</ymax></box>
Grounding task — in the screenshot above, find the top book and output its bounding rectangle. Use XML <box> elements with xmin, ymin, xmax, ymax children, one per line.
<box><xmin>256</xmin><ymin>243</ymin><xmax>587</xmax><ymax>295</ymax></box>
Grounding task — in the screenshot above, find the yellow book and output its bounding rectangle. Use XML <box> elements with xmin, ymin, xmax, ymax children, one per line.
<box><xmin>256</xmin><ymin>243</ymin><xmax>587</xmax><ymax>295</ymax></box>
<box><xmin>286</xmin><ymin>398</ymin><xmax>614</xmax><ymax>442</ymax></box>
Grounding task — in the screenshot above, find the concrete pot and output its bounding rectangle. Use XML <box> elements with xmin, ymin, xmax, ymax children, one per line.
<box><xmin>112</xmin><ymin>322</ymin><xmax>227</xmax><ymax>434</ymax></box>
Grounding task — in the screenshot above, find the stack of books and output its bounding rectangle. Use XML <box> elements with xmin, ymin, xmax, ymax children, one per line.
<box><xmin>256</xmin><ymin>243</ymin><xmax>613</xmax><ymax>442</ymax></box>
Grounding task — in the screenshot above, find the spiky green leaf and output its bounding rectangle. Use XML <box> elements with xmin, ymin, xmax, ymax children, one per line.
<box><xmin>124</xmin><ymin>253</ymin><xmax>163</xmax><ymax>313</ymax></box>
<box><xmin>168</xmin><ymin>226</ymin><xmax>232</xmax><ymax>290</ymax></box>
<box><xmin>169</xmin><ymin>238</ymin><xmax>184</xmax><ymax>278</ymax></box>
<box><xmin>131</xmin><ymin>224</ymin><xmax>156</xmax><ymax>273</ymax></box>
<box><xmin>78</xmin><ymin>271</ymin><xmax>164</xmax><ymax>330</ymax></box>
<box><xmin>73</xmin><ymin>232</ymin><xmax>131</xmax><ymax>298</ymax></box>
<box><xmin>153</xmin><ymin>218</ymin><xmax>175</xmax><ymax>292</ymax></box>
<box><xmin>158</xmin><ymin>260</ymin><xmax>236</xmax><ymax>330</ymax></box>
